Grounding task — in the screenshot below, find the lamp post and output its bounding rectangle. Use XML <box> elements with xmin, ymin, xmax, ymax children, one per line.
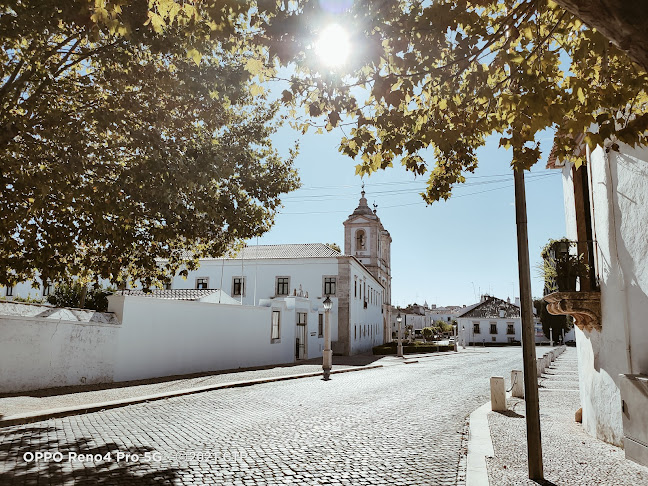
<box><xmin>396</xmin><ymin>312</ymin><xmax>403</xmax><ymax>357</ymax></box>
<box><xmin>453</xmin><ymin>323</ymin><xmax>458</xmax><ymax>352</ymax></box>
<box><xmin>322</xmin><ymin>296</ymin><xmax>333</xmax><ymax>380</ymax></box>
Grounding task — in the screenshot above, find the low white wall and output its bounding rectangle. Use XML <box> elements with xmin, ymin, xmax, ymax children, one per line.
<box><xmin>110</xmin><ymin>295</ymin><xmax>293</xmax><ymax>382</ymax></box>
<box><xmin>0</xmin><ymin>297</ymin><xmax>297</xmax><ymax>393</ymax></box>
<box><xmin>0</xmin><ymin>303</ymin><xmax>119</xmax><ymax>392</ymax></box>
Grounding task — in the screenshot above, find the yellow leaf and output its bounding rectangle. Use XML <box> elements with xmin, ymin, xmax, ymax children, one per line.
<box><xmin>245</xmin><ymin>58</ymin><xmax>264</xmax><ymax>75</ymax></box>
<box><xmin>250</xmin><ymin>84</ymin><xmax>264</xmax><ymax>97</ymax></box>
<box><xmin>577</xmin><ymin>87</ymin><xmax>586</xmax><ymax>104</ymax></box>
<box><xmin>187</xmin><ymin>48</ymin><xmax>202</xmax><ymax>66</ymax></box>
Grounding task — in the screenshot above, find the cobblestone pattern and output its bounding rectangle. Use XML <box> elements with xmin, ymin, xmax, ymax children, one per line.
<box><xmin>1</xmin><ymin>349</ymin><xmax>524</xmax><ymax>485</ymax></box>
<box><xmin>0</xmin><ymin>356</ymin><xmax>388</xmax><ymax>418</ymax></box>
<box><xmin>486</xmin><ymin>348</ymin><xmax>648</xmax><ymax>485</ymax></box>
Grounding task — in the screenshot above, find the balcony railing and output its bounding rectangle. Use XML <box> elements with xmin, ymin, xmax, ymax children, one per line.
<box><xmin>541</xmin><ymin>239</ymin><xmax>599</xmax><ymax>295</ymax></box>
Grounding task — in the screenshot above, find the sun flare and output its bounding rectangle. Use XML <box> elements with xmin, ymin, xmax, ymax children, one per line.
<box><xmin>315</xmin><ymin>24</ymin><xmax>351</xmax><ymax>68</ymax></box>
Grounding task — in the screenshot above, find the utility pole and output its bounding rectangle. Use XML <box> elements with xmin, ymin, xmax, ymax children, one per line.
<box><xmin>514</xmin><ymin>168</ymin><xmax>544</xmax><ymax>480</ymax></box>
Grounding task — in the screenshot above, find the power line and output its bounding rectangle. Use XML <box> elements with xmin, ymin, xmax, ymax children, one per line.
<box><xmin>279</xmin><ymin>173</ymin><xmax>558</xmax><ymax>214</ymax></box>
<box><xmin>294</xmin><ymin>170</ymin><xmax>558</xmax><ymax>191</ymax></box>
<box><xmin>283</xmin><ymin>173</ymin><xmax>558</xmax><ymax>202</ymax></box>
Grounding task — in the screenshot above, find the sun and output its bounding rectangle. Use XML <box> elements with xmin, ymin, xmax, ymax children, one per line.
<box><xmin>315</xmin><ymin>24</ymin><xmax>351</xmax><ymax>68</ymax></box>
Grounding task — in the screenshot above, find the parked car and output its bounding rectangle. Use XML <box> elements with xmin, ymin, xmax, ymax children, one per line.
<box><xmin>565</xmin><ymin>339</ymin><xmax>576</xmax><ymax>347</ymax></box>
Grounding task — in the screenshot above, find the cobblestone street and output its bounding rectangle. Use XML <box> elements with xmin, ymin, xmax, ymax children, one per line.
<box><xmin>0</xmin><ymin>348</ymin><xmax>525</xmax><ymax>485</ymax></box>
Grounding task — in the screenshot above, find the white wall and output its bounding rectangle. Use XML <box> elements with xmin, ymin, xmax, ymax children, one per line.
<box><xmin>259</xmin><ymin>296</ymin><xmax>326</xmax><ymax>360</ymax></box>
<box><xmin>457</xmin><ymin>317</ymin><xmax>521</xmax><ymax>345</ymax></box>
<box><xmin>170</xmin><ymin>257</ymin><xmax>339</xmax><ymax>307</ymax></box>
<box><xmin>563</xmin><ymin>144</ymin><xmax>648</xmax><ymax>446</ymax></box>
<box><xmin>0</xmin><ymin>303</ymin><xmax>119</xmax><ymax>392</ymax></box>
<box><xmin>0</xmin><ymin>296</ymin><xmax>299</xmax><ymax>393</ymax></box>
<box><xmin>169</xmin><ymin>256</ymin><xmax>385</xmax><ymax>354</ymax></box>
<box><xmin>347</xmin><ymin>259</ymin><xmax>384</xmax><ymax>353</ymax></box>
<box><xmin>110</xmin><ymin>295</ymin><xmax>294</xmax><ymax>382</ymax></box>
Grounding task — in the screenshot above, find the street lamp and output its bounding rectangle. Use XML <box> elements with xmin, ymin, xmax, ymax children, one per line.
<box><xmin>322</xmin><ymin>296</ymin><xmax>333</xmax><ymax>380</ymax></box>
<box><xmin>396</xmin><ymin>312</ymin><xmax>403</xmax><ymax>357</ymax></box>
<box><xmin>453</xmin><ymin>323</ymin><xmax>458</xmax><ymax>352</ymax></box>
<box><xmin>462</xmin><ymin>325</ymin><xmax>466</xmax><ymax>349</ymax></box>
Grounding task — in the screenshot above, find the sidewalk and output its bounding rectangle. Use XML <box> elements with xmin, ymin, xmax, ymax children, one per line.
<box><xmin>485</xmin><ymin>347</ymin><xmax>648</xmax><ymax>485</ymax></box>
<box><xmin>0</xmin><ymin>350</ymin><xmax>463</xmax><ymax>427</ymax></box>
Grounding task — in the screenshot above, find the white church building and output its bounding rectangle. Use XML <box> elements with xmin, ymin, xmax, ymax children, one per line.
<box><xmin>164</xmin><ymin>189</ymin><xmax>393</xmax><ymax>357</ymax></box>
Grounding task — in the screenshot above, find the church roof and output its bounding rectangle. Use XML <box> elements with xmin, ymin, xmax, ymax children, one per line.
<box><xmin>456</xmin><ymin>296</ymin><xmax>520</xmax><ymax>319</ymax></box>
<box><xmin>218</xmin><ymin>243</ymin><xmax>341</xmax><ymax>260</ymax></box>
<box><xmin>350</xmin><ymin>189</ymin><xmax>375</xmax><ymax>216</ymax></box>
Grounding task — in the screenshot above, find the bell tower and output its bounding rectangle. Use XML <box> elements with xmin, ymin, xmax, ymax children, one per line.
<box><xmin>343</xmin><ymin>186</ymin><xmax>392</xmax><ymax>306</ymax></box>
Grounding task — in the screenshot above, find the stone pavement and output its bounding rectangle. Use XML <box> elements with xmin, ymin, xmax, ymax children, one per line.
<box><xmin>485</xmin><ymin>347</ymin><xmax>648</xmax><ymax>485</ymax></box>
<box><xmin>0</xmin><ymin>351</ymin><xmax>470</xmax><ymax>422</ymax></box>
<box><xmin>0</xmin><ymin>347</ymin><xmax>523</xmax><ymax>486</ymax></box>
<box><xmin>0</xmin><ymin>354</ymin><xmax>386</xmax><ymax>421</ymax></box>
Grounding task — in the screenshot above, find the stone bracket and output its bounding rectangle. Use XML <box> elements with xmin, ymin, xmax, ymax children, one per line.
<box><xmin>544</xmin><ymin>291</ymin><xmax>602</xmax><ymax>332</ymax></box>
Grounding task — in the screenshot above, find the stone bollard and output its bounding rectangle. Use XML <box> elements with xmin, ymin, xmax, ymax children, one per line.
<box><xmin>549</xmin><ymin>351</ymin><xmax>555</xmax><ymax>362</ymax></box>
<box><xmin>511</xmin><ymin>370</ymin><xmax>524</xmax><ymax>398</ymax></box>
<box><xmin>544</xmin><ymin>355</ymin><xmax>551</xmax><ymax>370</ymax></box>
<box><xmin>490</xmin><ymin>376</ymin><xmax>507</xmax><ymax>411</ymax></box>
<box><xmin>537</xmin><ymin>359</ymin><xmax>544</xmax><ymax>375</ymax></box>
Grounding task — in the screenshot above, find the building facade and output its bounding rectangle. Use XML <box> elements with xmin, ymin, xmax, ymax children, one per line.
<box><xmin>547</xmin><ymin>141</ymin><xmax>648</xmax><ymax>449</ymax></box>
<box><xmin>163</xmin><ymin>191</ymin><xmax>392</xmax><ymax>357</ymax></box>
<box><xmin>456</xmin><ymin>295</ymin><xmax>523</xmax><ymax>345</ymax></box>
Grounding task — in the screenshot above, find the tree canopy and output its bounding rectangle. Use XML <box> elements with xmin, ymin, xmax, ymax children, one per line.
<box><xmin>256</xmin><ymin>0</ymin><xmax>648</xmax><ymax>203</ymax></box>
<box><xmin>1</xmin><ymin>1</ymin><xmax>300</xmax><ymax>288</ymax></box>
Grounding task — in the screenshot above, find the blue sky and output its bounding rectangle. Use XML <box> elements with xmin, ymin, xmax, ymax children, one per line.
<box><xmin>256</xmin><ymin>121</ymin><xmax>567</xmax><ymax>308</ymax></box>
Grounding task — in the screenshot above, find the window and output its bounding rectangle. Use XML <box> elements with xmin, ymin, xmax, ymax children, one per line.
<box><xmin>492</xmin><ymin>336</ymin><xmax>497</xmax><ymax>342</ymax></box>
<box><xmin>473</xmin><ymin>322</ymin><xmax>480</xmax><ymax>334</ymax></box>
<box><xmin>356</xmin><ymin>229</ymin><xmax>366</xmax><ymax>250</ymax></box>
<box><xmin>490</xmin><ymin>323</ymin><xmax>498</xmax><ymax>334</ymax></box>
<box><xmin>196</xmin><ymin>277</ymin><xmax>208</xmax><ymax>290</ymax></box>
<box><xmin>276</xmin><ymin>277</ymin><xmax>289</xmax><ymax>296</ymax></box>
<box><xmin>297</xmin><ymin>312</ymin><xmax>307</xmax><ymax>326</ymax></box>
<box><xmin>42</xmin><ymin>282</ymin><xmax>51</xmax><ymax>297</ymax></box>
<box><xmin>354</xmin><ymin>325</ymin><xmax>357</xmax><ymax>340</ymax></box>
<box><xmin>354</xmin><ymin>279</ymin><xmax>357</xmax><ymax>298</ymax></box>
<box><xmin>6</xmin><ymin>286</ymin><xmax>13</xmax><ymax>297</ymax></box>
<box><xmin>323</xmin><ymin>277</ymin><xmax>336</xmax><ymax>296</ymax></box>
<box><xmin>507</xmin><ymin>323</ymin><xmax>515</xmax><ymax>335</ymax></box>
<box><xmin>271</xmin><ymin>311</ymin><xmax>281</xmax><ymax>341</ymax></box>
<box><xmin>318</xmin><ymin>314</ymin><xmax>324</xmax><ymax>338</ymax></box>
<box><xmin>232</xmin><ymin>277</ymin><xmax>245</xmax><ymax>296</ymax></box>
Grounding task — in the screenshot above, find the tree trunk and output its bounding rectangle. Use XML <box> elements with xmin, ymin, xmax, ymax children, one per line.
<box><xmin>556</xmin><ymin>0</ymin><xmax>648</xmax><ymax>72</ymax></box>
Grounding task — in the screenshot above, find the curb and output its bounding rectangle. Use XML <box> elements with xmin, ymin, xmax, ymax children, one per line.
<box><xmin>0</xmin><ymin>364</ymin><xmax>383</xmax><ymax>428</ymax></box>
<box><xmin>464</xmin><ymin>346</ymin><xmax>567</xmax><ymax>485</ymax></box>
<box><xmin>466</xmin><ymin>401</ymin><xmax>495</xmax><ymax>486</ymax></box>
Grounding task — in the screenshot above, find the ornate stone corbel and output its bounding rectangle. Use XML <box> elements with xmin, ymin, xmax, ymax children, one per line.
<box><xmin>544</xmin><ymin>291</ymin><xmax>602</xmax><ymax>332</ymax></box>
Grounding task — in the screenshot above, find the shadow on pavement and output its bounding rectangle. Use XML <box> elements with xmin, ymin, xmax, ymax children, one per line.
<box><xmin>494</xmin><ymin>410</ymin><xmax>524</xmax><ymax>418</ymax></box>
<box><xmin>0</xmin><ymin>425</ymin><xmax>179</xmax><ymax>485</ymax></box>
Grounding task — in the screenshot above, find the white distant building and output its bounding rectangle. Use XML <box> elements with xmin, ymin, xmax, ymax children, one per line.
<box><xmin>456</xmin><ymin>295</ymin><xmax>522</xmax><ymax>345</ymax></box>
